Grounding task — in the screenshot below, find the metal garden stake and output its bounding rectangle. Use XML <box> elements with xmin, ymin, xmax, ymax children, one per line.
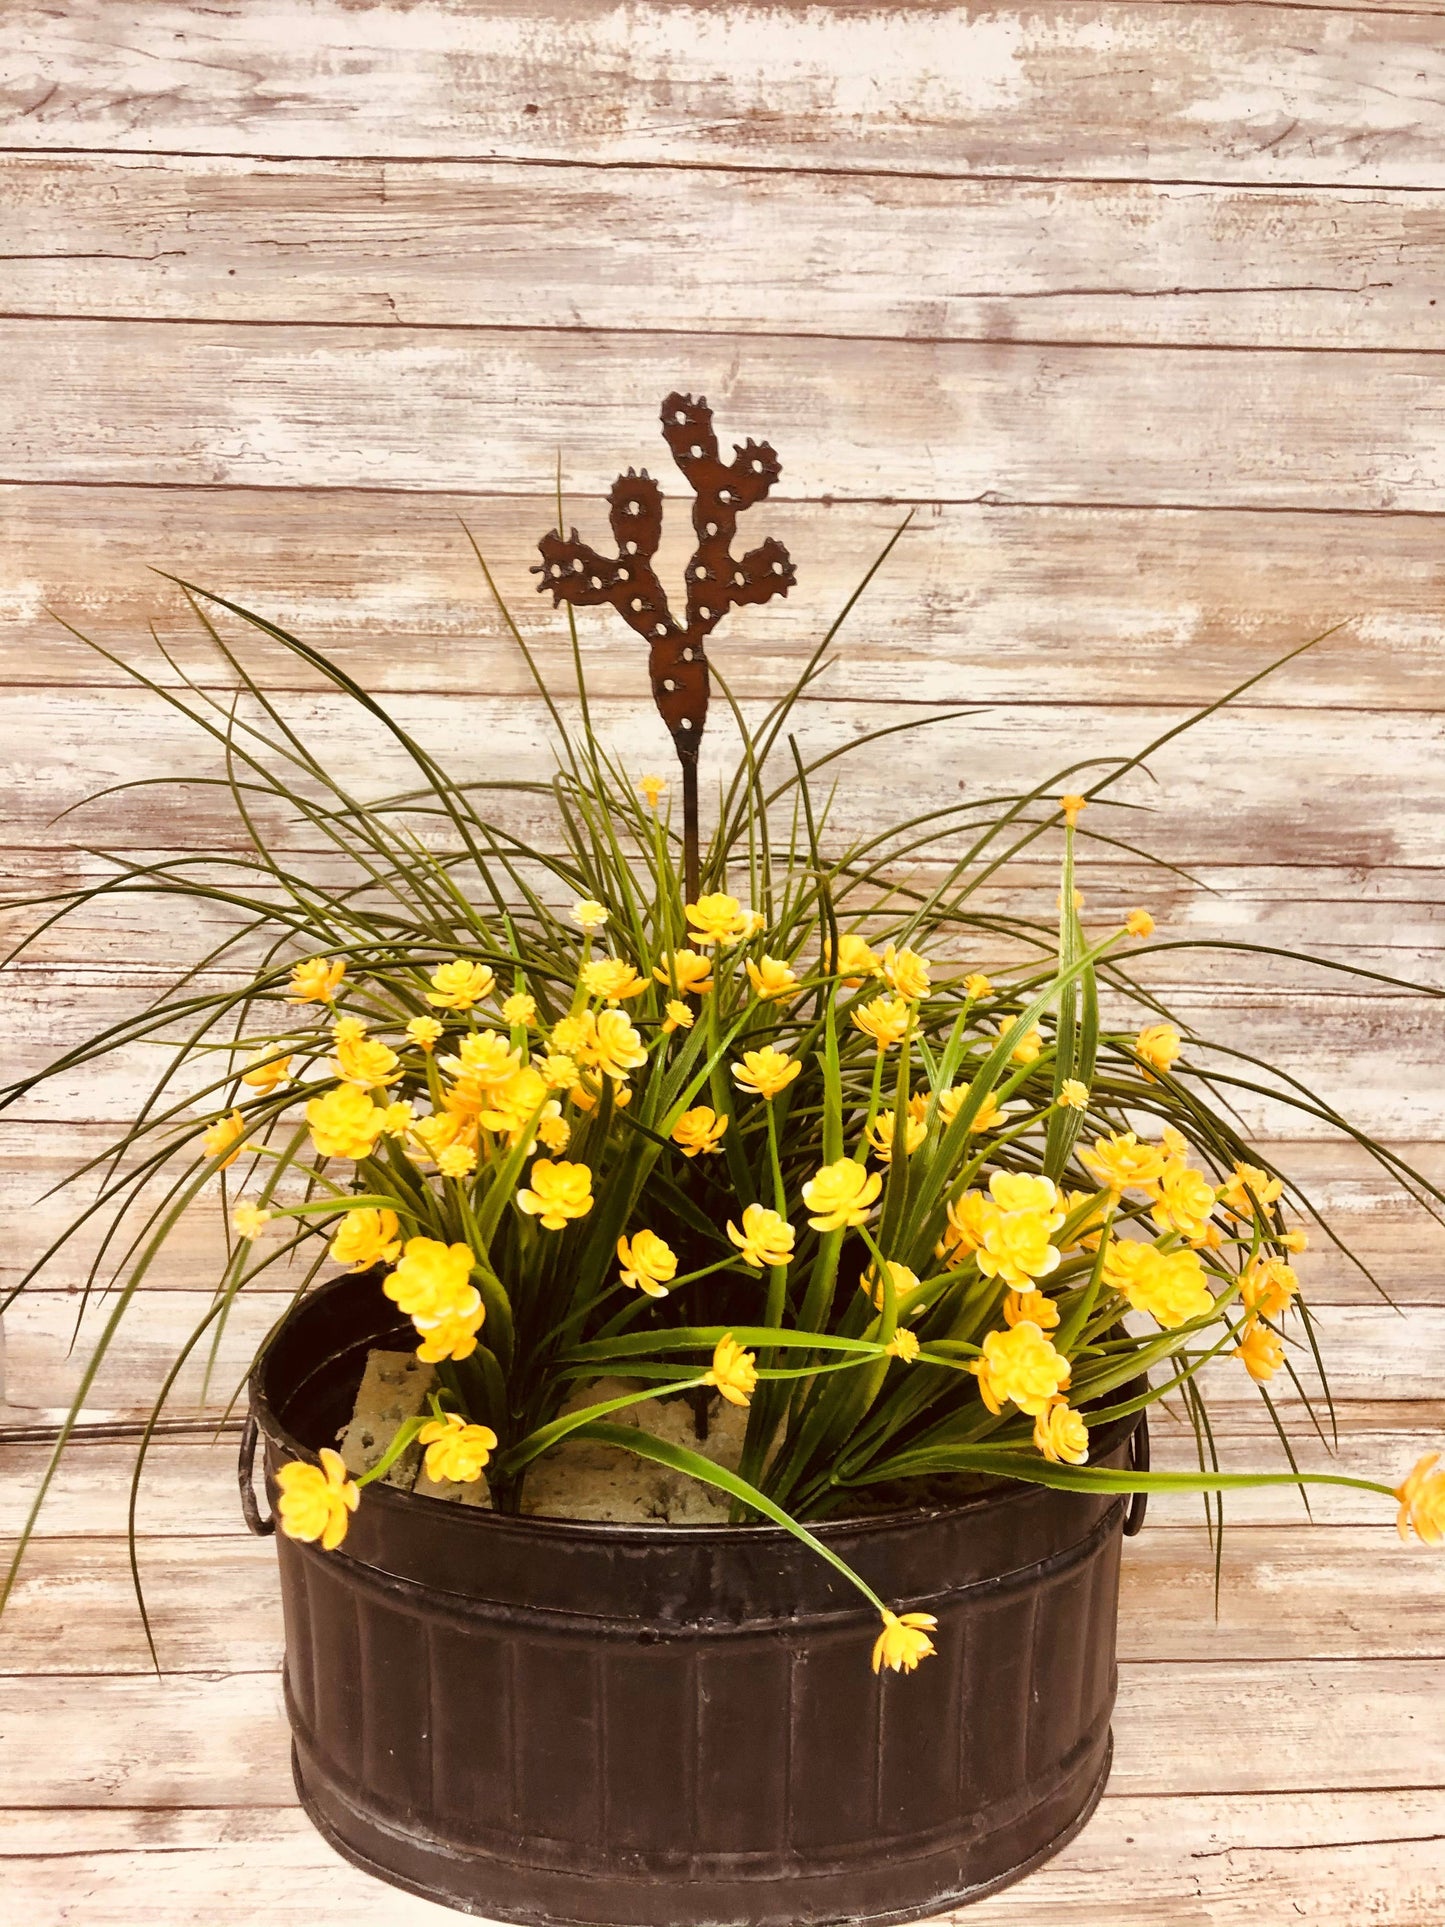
<box><xmin>534</xmin><ymin>393</ymin><xmax>795</xmax><ymax>901</ymax></box>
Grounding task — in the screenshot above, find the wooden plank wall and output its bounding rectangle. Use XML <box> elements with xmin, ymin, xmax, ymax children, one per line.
<box><xmin>2</xmin><ymin>4</ymin><xmax>1444</xmax><ymax>1921</ymax></box>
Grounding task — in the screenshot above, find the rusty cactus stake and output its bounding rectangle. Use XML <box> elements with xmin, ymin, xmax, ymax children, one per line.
<box><xmin>533</xmin><ymin>393</ymin><xmax>795</xmax><ymax>900</ymax></box>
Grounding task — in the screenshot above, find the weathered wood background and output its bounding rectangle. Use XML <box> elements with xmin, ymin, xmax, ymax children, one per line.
<box><xmin>2</xmin><ymin>4</ymin><xmax>1444</xmax><ymax>1922</ymax></box>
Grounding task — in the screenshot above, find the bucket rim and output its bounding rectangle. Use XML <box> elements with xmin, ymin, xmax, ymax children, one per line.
<box><xmin>249</xmin><ymin>1269</ymin><xmax>1143</xmax><ymax>1551</ymax></box>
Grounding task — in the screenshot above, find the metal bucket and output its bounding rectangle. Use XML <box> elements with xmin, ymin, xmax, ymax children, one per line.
<box><xmin>244</xmin><ymin>1271</ymin><xmax>1144</xmax><ymax>1926</ymax></box>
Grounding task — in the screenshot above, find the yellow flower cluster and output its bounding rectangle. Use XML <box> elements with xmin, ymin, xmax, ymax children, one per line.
<box><xmin>420</xmin><ymin>1413</ymin><xmax>498</xmax><ymax>1484</ymax></box>
<box><xmin>970</xmin><ymin>1320</ymin><xmax>1071</xmax><ymax>1417</ymax></box>
<box><xmin>276</xmin><ymin>1448</ymin><xmax>359</xmax><ymax>1550</ymax></box>
<box><xmin>727</xmin><ymin>1204</ymin><xmax>795</xmax><ymax>1269</ymax></box>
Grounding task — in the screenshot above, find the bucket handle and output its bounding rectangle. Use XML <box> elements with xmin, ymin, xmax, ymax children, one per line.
<box><xmin>1123</xmin><ymin>1410</ymin><xmax>1149</xmax><ymax>1537</ymax></box>
<box><xmin>237</xmin><ymin>1413</ymin><xmax>275</xmax><ymax>1536</ymax></box>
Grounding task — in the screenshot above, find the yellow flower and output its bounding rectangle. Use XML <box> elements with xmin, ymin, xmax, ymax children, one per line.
<box><xmin>1009</xmin><ymin>1026</ymin><xmax>1043</xmax><ymax>1065</ymax></box>
<box><xmin>653</xmin><ymin>949</ymin><xmax>714</xmax><ymax>996</ymax></box>
<box><xmin>1103</xmin><ymin>1240</ymin><xmax>1214</xmax><ymax>1329</ymax></box>
<box><xmin>443</xmin><ymin>1032</ymin><xmax>522</xmax><ymax>1107</ymax></box>
<box><xmin>384</xmin><ymin>1238</ymin><xmax>480</xmax><ymax>1326</ymax></box>
<box><xmin>232</xmin><ymin>1202</ymin><xmax>271</xmax><ymax>1241</ymax></box>
<box><xmin>241</xmin><ymin>1051</ymin><xmax>291</xmax><ymax>1094</ymax></box>
<box><xmin>569</xmin><ymin>1075</ymin><xmax>629</xmax><ymax>1115</ymax></box>
<box><xmin>704</xmin><ymin>1334</ymin><xmax>758</xmax><ymax>1408</ymax></box>
<box><xmin>275</xmin><ymin>1448</ymin><xmax>359</xmax><ymax>1551</ymax></box>
<box><xmin>1219</xmin><ymin>1160</ymin><xmax>1285</xmax><ymax>1217</ymax></box>
<box><xmin>202</xmin><ymin>1110</ymin><xmax>246</xmax><ymax>1169</ymax></box>
<box><xmin>414</xmin><ymin>1302</ymin><xmax>487</xmax><ymax>1363</ymax></box>
<box><xmin>685</xmin><ymin>893</ymin><xmax>751</xmax><ymax>948</ymax></box>
<box><xmin>1060</xmin><ymin>793</ymin><xmax>1087</xmax><ymax>827</ymax></box>
<box><xmin>1395</xmin><ymin>1454</ymin><xmax>1445</xmax><ymax>1546</ymax></box>
<box><xmin>550</xmin><ymin>1013</ymin><xmax>592</xmax><ymax>1056</ymax></box>
<box><xmin>746</xmin><ymin>954</ymin><xmax>799</xmax><ymax>1002</ymax></box>
<box><xmin>288</xmin><ymin>956</ymin><xmax>346</xmax><ymax>1005</ymax></box>
<box><xmin>1233</xmin><ymin>1318</ymin><xmax>1285</xmax><ymax>1383</ymax></box>
<box><xmin>537</xmin><ymin>1106</ymin><xmax>571</xmax><ymax>1153</ymax></box>
<box><xmin>732</xmin><ymin>1047</ymin><xmax>801</xmax><ymax>1101</ymax></box>
<box><xmin>661</xmin><ymin>998</ymin><xmax>694</xmax><ymax>1034</ymax></box>
<box><xmin>573</xmin><ymin>898</ymin><xmax>609</xmax><ymax>932</ymax></box>
<box><xmin>1135</xmin><ymin>1023</ymin><xmax>1182</xmax><ymax>1077</ymax></box>
<box><xmin>1080</xmin><ymin>1130</ymin><xmax>1167</xmax><ymax>1195</ymax></box>
<box><xmin>671</xmin><ymin>1105</ymin><xmax>729</xmax><ymax>1157</ymax></box>
<box><xmin>590</xmin><ymin>1009</ymin><xmax>649</xmax><ymax>1079</ymax></box>
<box><xmin>516</xmin><ymin>1158</ymin><xmax>594</xmax><ymax>1230</ymax></box>
<box><xmin>969</xmin><ymin>1321</ymin><xmax>1071</xmax><ymax>1417</ymax></box>
<box><xmin>852</xmin><ymin>995</ymin><xmax>912</xmax><ymax>1053</ymax></box>
<box><xmin>964</xmin><ymin>973</ymin><xmax>993</xmax><ymax>1001</ymax></box>
<box><xmin>538</xmin><ymin>1051</ymin><xmax>579</xmax><ymax>1090</ymax></box>
<box><xmin>989</xmin><ymin>1171</ymin><xmax>1064</xmax><ymax>1220</ymax></box>
<box><xmin>975</xmin><ymin>1208</ymin><xmax>1062</xmax><ymax>1291</ymax></box>
<box><xmin>639</xmin><ymin>773</ymin><xmax>668</xmax><ymax>809</ymax></box>
<box><xmin>802</xmin><ymin>1158</ymin><xmax>882</xmax><ymax>1231</ymax></box>
<box><xmin>886</xmin><ymin>1330</ymin><xmax>921</xmax><ymax>1362</ymax></box>
<box><xmin>437</xmin><ymin>1144</ymin><xmax>478</xmax><ymax>1178</ymax></box>
<box><xmin>862</xmin><ymin>1259</ymin><xmax>922</xmax><ymax>1310</ymax></box>
<box><xmin>333</xmin><ymin>1026</ymin><xmax>402</xmax><ymax>1089</ymax></box>
<box><xmin>1125</xmin><ymin>909</ymin><xmax>1155</xmax><ymax>938</ymax></box>
<box><xmin>502</xmin><ymin>992</ymin><xmax>537</xmax><ymax>1028</ymax></box>
<box><xmin>881</xmin><ymin>944</ymin><xmax>931</xmax><ymax>1001</ymax></box>
<box><xmin>937</xmin><ymin>1189</ymin><xmax>995</xmax><ymax>1265</ymax></box>
<box><xmin>727</xmin><ymin>1204</ymin><xmax>795</xmax><ymax>1269</ymax></box>
<box><xmin>826</xmin><ymin>932</ymin><xmax>882</xmax><ymax>987</ymax></box>
<box><xmin>865</xmin><ymin>1111</ymin><xmax>927</xmax><ymax>1162</ymax></box>
<box><xmin>408</xmin><ymin>1110</ymin><xmax>465</xmax><ymax>1162</ymax></box>
<box><xmin>947</xmin><ymin>1086</ymin><xmax>1010</xmax><ymax>1135</ymax></box>
<box><xmin>581</xmin><ymin>957</ymin><xmax>650</xmax><ymax>1003</ymax></box>
<box><xmin>427</xmin><ymin>959</ymin><xmax>497</xmax><ymax>1011</ymax></box>
<box><xmin>617</xmin><ymin>1228</ymin><xmax>678</xmax><ymax>1298</ymax></box>
<box><xmin>1005</xmin><ymin>1287</ymin><xmax>1060</xmax><ymax>1331</ymax></box>
<box><xmin>1058</xmin><ymin>1078</ymin><xmax>1089</xmax><ymax>1110</ymax></box>
<box><xmin>1239</xmin><ymin>1256</ymin><xmax>1299</xmax><ymax>1321</ymax></box>
<box><xmin>1150</xmin><ymin>1161</ymin><xmax>1218</xmax><ymax>1243</ymax></box>
<box><xmin>406</xmin><ymin>1015</ymin><xmax>444</xmax><ymax>1051</ymax></box>
<box><xmin>306</xmin><ymin>1084</ymin><xmax>388</xmax><ymax>1161</ymax></box>
<box><xmin>419</xmin><ymin>1413</ymin><xmax>499</xmax><ymax>1484</ymax></box>
<box><xmin>1279</xmin><ymin>1228</ymin><xmax>1310</xmax><ymax>1254</ymax></box>
<box><xmin>330</xmin><ymin>1207</ymin><xmax>403</xmax><ymax>1272</ymax></box>
<box><xmin>872</xmin><ymin>1608</ymin><xmax>938</xmax><ymax>1675</ymax></box>
<box><xmin>1034</xmin><ymin>1398</ymin><xmax>1089</xmax><ymax>1464</ymax></box>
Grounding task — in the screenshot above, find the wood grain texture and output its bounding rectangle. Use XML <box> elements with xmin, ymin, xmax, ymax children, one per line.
<box><xmin>3</xmin><ymin>1659</ymin><xmax>1439</xmax><ymax>1804</ymax></box>
<box><xmin>8</xmin><ymin>489</ymin><xmax>1445</xmax><ymax>712</ymax></box>
<box><xmin>11</xmin><ymin>320</ymin><xmax>1445</xmax><ymax>509</ymax></box>
<box><xmin>6</xmin><ymin>152</ymin><xmax>1445</xmax><ymax>352</ymax></box>
<box><xmin>1</xmin><ymin>1525</ymin><xmax>1436</xmax><ymax>1675</ymax></box>
<box><xmin>6</xmin><ymin>2</ymin><xmax>1445</xmax><ymax>188</ymax></box>
<box><xmin>2</xmin><ymin>1289</ymin><xmax>1442</xmax><ymax>1419</ymax></box>
<box><xmin>1</xmin><ymin>1794</ymin><xmax>1441</xmax><ymax>1926</ymax></box>
<box><xmin>4</xmin><ymin>686</ymin><xmax>1442</xmax><ymax>866</ymax></box>
<box><xmin>4</xmin><ymin>3</ymin><xmax>1445</xmax><ymax>1921</ymax></box>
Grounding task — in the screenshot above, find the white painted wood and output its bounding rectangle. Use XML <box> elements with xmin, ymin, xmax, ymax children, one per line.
<box><xmin>1</xmin><ymin>1793</ymin><xmax>1441</xmax><ymax>1925</ymax></box>
<box><xmin>6</xmin><ymin>3</ymin><xmax>1445</xmax><ymax>188</ymax></box>
<box><xmin>4</xmin><ymin>4</ymin><xmax>1445</xmax><ymax>1919</ymax></box>
<box><xmin>8</xmin><ymin>490</ymin><xmax>1445</xmax><ymax>714</ymax></box>
<box><xmin>12</xmin><ymin>322</ymin><xmax>1445</xmax><ymax>509</ymax></box>
<box><xmin>2</xmin><ymin>1659</ymin><xmax>1439</xmax><ymax>1805</ymax></box>
<box><xmin>2</xmin><ymin>1289</ymin><xmax>1443</xmax><ymax>1418</ymax></box>
<box><xmin>7</xmin><ymin>154</ymin><xmax>1445</xmax><ymax>352</ymax></box>
<box><xmin>1</xmin><ymin>1525</ymin><xmax>1437</xmax><ymax>1675</ymax></box>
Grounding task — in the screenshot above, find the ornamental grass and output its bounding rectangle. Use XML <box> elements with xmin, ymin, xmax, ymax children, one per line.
<box><xmin>6</xmin><ymin>529</ymin><xmax>1445</xmax><ymax>1673</ymax></box>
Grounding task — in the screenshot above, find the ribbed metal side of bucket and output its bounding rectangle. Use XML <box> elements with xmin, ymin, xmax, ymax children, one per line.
<box><xmin>252</xmin><ymin>1272</ymin><xmax>1135</xmax><ymax>1926</ymax></box>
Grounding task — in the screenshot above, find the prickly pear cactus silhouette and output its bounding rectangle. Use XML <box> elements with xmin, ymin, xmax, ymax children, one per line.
<box><xmin>533</xmin><ymin>393</ymin><xmax>795</xmax><ymax>895</ymax></box>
